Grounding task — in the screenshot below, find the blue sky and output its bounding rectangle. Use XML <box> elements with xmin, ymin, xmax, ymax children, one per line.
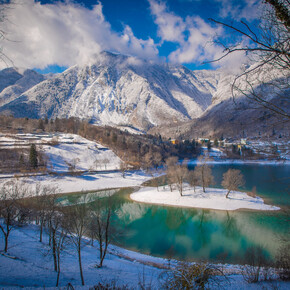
<box><xmin>3</xmin><ymin>0</ymin><xmax>262</xmax><ymax>73</ymax></box>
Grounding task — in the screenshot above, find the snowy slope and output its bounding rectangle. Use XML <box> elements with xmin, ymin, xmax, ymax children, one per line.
<box><xmin>0</xmin><ymin>133</ymin><xmax>122</xmax><ymax>172</ymax></box>
<box><xmin>0</xmin><ymin>68</ymin><xmax>45</xmax><ymax>107</ymax></box>
<box><xmin>0</xmin><ymin>52</ymin><xmax>220</xmax><ymax>131</ymax></box>
<box><xmin>1</xmin><ymin>218</ymin><xmax>289</xmax><ymax>289</ymax></box>
<box><xmin>0</xmin><ymin>53</ymin><xmax>288</xmax><ymax>135</ymax></box>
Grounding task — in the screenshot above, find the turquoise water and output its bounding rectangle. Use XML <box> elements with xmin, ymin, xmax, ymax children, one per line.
<box><xmin>59</xmin><ymin>164</ymin><xmax>290</xmax><ymax>264</ymax></box>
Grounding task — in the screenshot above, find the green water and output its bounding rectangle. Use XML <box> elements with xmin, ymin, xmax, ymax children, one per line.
<box><xmin>59</xmin><ymin>164</ymin><xmax>290</xmax><ymax>264</ymax></box>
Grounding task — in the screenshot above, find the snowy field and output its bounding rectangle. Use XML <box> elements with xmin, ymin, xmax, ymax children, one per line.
<box><xmin>1</xmin><ymin>223</ymin><xmax>289</xmax><ymax>289</ymax></box>
<box><xmin>0</xmin><ymin>223</ymin><xmax>163</xmax><ymax>289</ymax></box>
<box><xmin>0</xmin><ymin>132</ymin><xmax>288</xmax><ymax>288</ymax></box>
<box><xmin>0</xmin><ymin>132</ymin><xmax>122</xmax><ymax>172</ymax></box>
<box><xmin>0</xmin><ymin>171</ymin><xmax>152</xmax><ymax>196</ymax></box>
<box><xmin>130</xmin><ymin>185</ymin><xmax>280</xmax><ymax>211</ymax></box>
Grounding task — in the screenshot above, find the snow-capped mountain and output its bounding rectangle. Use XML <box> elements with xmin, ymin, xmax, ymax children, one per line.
<box><xmin>0</xmin><ymin>52</ymin><xmax>222</xmax><ymax>131</ymax></box>
<box><xmin>0</xmin><ymin>68</ymin><xmax>45</xmax><ymax>107</ymax></box>
<box><xmin>155</xmin><ymin>61</ymin><xmax>290</xmax><ymax>138</ymax></box>
<box><xmin>0</xmin><ymin>52</ymin><xmax>288</xmax><ymax>135</ymax></box>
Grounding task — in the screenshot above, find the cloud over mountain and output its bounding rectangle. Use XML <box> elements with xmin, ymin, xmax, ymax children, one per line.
<box><xmin>2</xmin><ymin>0</ymin><xmax>158</xmax><ymax>69</ymax></box>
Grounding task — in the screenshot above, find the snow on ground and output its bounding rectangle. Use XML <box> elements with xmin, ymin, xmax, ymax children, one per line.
<box><xmin>0</xmin><ymin>132</ymin><xmax>122</xmax><ymax>172</ymax></box>
<box><xmin>0</xmin><ymin>223</ymin><xmax>163</xmax><ymax>289</ymax></box>
<box><xmin>1</xmin><ymin>223</ymin><xmax>289</xmax><ymax>289</ymax></box>
<box><xmin>0</xmin><ymin>171</ymin><xmax>151</xmax><ymax>196</ymax></box>
<box><xmin>42</xmin><ymin>141</ymin><xmax>121</xmax><ymax>172</ymax></box>
<box><xmin>248</xmin><ymin>139</ymin><xmax>290</xmax><ymax>160</ymax></box>
<box><xmin>0</xmin><ymin>132</ymin><xmax>288</xmax><ymax>288</ymax></box>
<box><xmin>130</xmin><ymin>185</ymin><xmax>280</xmax><ymax>211</ymax></box>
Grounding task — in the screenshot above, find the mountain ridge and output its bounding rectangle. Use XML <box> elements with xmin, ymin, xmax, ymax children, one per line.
<box><xmin>0</xmin><ymin>51</ymin><xmax>288</xmax><ymax>137</ymax></box>
<box><xmin>0</xmin><ymin>52</ymin><xmax>222</xmax><ymax>131</ymax></box>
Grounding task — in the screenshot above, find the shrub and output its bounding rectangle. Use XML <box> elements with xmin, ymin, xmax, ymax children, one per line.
<box><xmin>275</xmin><ymin>244</ymin><xmax>290</xmax><ymax>281</ymax></box>
<box><xmin>241</xmin><ymin>246</ymin><xmax>273</xmax><ymax>283</ymax></box>
<box><xmin>160</xmin><ymin>261</ymin><xmax>224</xmax><ymax>289</ymax></box>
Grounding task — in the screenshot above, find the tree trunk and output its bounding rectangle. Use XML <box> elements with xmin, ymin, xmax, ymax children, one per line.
<box><xmin>226</xmin><ymin>190</ymin><xmax>231</xmax><ymax>198</ymax></box>
<box><xmin>99</xmin><ymin>239</ymin><xmax>103</xmax><ymax>267</ymax></box>
<box><xmin>39</xmin><ymin>222</ymin><xmax>43</xmax><ymax>243</ymax></box>
<box><xmin>78</xmin><ymin>247</ymin><xmax>85</xmax><ymax>285</ymax></box>
<box><xmin>52</xmin><ymin>234</ymin><xmax>58</xmax><ymax>272</ymax></box>
<box><xmin>179</xmin><ymin>186</ymin><xmax>183</xmax><ymax>196</ymax></box>
<box><xmin>56</xmin><ymin>254</ymin><xmax>60</xmax><ymax>287</ymax></box>
<box><xmin>100</xmin><ymin>210</ymin><xmax>111</xmax><ymax>267</ymax></box>
<box><xmin>4</xmin><ymin>233</ymin><xmax>8</xmax><ymax>252</ymax></box>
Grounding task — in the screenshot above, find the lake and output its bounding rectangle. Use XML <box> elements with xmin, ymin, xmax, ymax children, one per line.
<box><xmin>57</xmin><ymin>164</ymin><xmax>290</xmax><ymax>265</ymax></box>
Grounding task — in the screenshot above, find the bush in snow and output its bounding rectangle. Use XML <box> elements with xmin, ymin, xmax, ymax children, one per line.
<box><xmin>159</xmin><ymin>261</ymin><xmax>225</xmax><ymax>289</ymax></box>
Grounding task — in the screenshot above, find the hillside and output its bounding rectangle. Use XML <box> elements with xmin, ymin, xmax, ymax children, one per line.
<box><xmin>0</xmin><ymin>52</ymin><xmax>288</xmax><ymax>137</ymax></box>
<box><xmin>0</xmin><ymin>52</ymin><xmax>222</xmax><ymax>131</ymax></box>
<box><xmin>0</xmin><ymin>68</ymin><xmax>45</xmax><ymax>107</ymax></box>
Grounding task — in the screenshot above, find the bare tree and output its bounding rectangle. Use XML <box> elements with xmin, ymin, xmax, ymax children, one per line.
<box><xmin>48</xmin><ymin>209</ymin><xmax>68</xmax><ymax>287</ymax></box>
<box><xmin>89</xmin><ymin>202</ymin><xmax>114</xmax><ymax>268</ymax></box>
<box><xmin>94</xmin><ymin>158</ymin><xmax>99</xmax><ymax>170</ymax></box>
<box><xmin>0</xmin><ymin>1</ymin><xmax>14</xmax><ymax>67</ymax></box>
<box><xmin>143</xmin><ymin>152</ymin><xmax>154</xmax><ymax>171</ymax></box>
<box><xmin>194</xmin><ymin>156</ymin><xmax>215</xmax><ymax>193</ymax></box>
<box><xmin>209</xmin><ymin>0</ymin><xmax>290</xmax><ymax>120</ymax></box>
<box><xmin>167</xmin><ymin>160</ymin><xmax>189</xmax><ymax>196</ymax></box>
<box><xmin>103</xmin><ymin>158</ymin><xmax>109</xmax><ymax>170</ymax></box>
<box><xmin>46</xmin><ymin>194</ymin><xmax>60</xmax><ymax>272</ymax></box>
<box><xmin>174</xmin><ymin>164</ymin><xmax>189</xmax><ymax>196</ymax></box>
<box><xmin>165</xmin><ymin>156</ymin><xmax>179</xmax><ymax>192</ymax></box>
<box><xmin>222</xmin><ymin>169</ymin><xmax>245</xmax><ymax>198</ymax></box>
<box><xmin>242</xmin><ymin>245</ymin><xmax>271</xmax><ymax>283</ymax></box>
<box><xmin>63</xmin><ymin>203</ymin><xmax>89</xmax><ymax>286</ymax></box>
<box><xmin>67</xmin><ymin>157</ymin><xmax>80</xmax><ymax>172</ymax></box>
<box><xmin>0</xmin><ymin>180</ymin><xmax>28</xmax><ymax>252</ymax></box>
<box><xmin>119</xmin><ymin>160</ymin><xmax>128</xmax><ymax>178</ymax></box>
<box><xmin>275</xmin><ymin>243</ymin><xmax>290</xmax><ymax>281</ymax></box>
<box><xmin>165</xmin><ymin>156</ymin><xmax>178</xmax><ymax>168</ymax></box>
<box><xmin>152</xmin><ymin>151</ymin><xmax>163</xmax><ymax>168</ymax></box>
<box><xmin>32</xmin><ymin>184</ymin><xmax>58</xmax><ymax>242</ymax></box>
<box><xmin>187</xmin><ymin>169</ymin><xmax>199</xmax><ymax>192</ymax></box>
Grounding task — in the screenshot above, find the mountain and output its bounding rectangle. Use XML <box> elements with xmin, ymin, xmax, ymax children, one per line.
<box><xmin>0</xmin><ymin>68</ymin><xmax>45</xmax><ymax>107</ymax></box>
<box><xmin>0</xmin><ymin>52</ymin><xmax>288</xmax><ymax>137</ymax></box>
<box><xmin>149</xmin><ymin>63</ymin><xmax>290</xmax><ymax>138</ymax></box>
<box><xmin>0</xmin><ymin>52</ymin><xmax>222</xmax><ymax>131</ymax></box>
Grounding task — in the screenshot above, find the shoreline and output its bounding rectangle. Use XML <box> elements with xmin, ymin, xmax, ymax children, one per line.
<box><xmin>187</xmin><ymin>159</ymin><xmax>290</xmax><ymax>166</ymax></box>
<box><xmin>130</xmin><ymin>186</ymin><xmax>280</xmax><ymax>211</ymax></box>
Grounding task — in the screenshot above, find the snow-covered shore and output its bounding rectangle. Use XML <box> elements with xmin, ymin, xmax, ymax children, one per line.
<box><xmin>0</xmin><ymin>171</ymin><xmax>152</xmax><ymax>196</ymax></box>
<box><xmin>1</xmin><ymin>222</ymin><xmax>289</xmax><ymax>289</ymax></box>
<box><xmin>0</xmin><ymin>223</ymin><xmax>163</xmax><ymax>289</ymax></box>
<box><xmin>0</xmin><ymin>132</ymin><xmax>288</xmax><ymax>288</ymax></box>
<box><xmin>131</xmin><ymin>186</ymin><xmax>280</xmax><ymax>211</ymax></box>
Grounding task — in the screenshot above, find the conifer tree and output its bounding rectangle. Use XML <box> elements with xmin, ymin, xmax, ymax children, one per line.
<box><xmin>29</xmin><ymin>144</ymin><xmax>38</xmax><ymax>169</ymax></box>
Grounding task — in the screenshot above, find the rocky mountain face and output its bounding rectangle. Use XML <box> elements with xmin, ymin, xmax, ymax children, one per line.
<box><xmin>0</xmin><ymin>52</ymin><xmax>223</xmax><ymax>131</ymax></box>
<box><xmin>150</xmin><ymin>63</ymin><xmax>289</xmax><ymax>139</ymax></box>
<box><xmin>0</xmin><ymin>52</ymin><xmax>288</xmax><ymax>137</ymax></box>
<box><xmin>0</xmin><ymin>68</ymin><xmax>45</xmax><ymax>108</ymax></box>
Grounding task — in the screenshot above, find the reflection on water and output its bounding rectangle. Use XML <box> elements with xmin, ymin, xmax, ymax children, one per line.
<box><xmin>56</xmin><ymin>189</ymin><xmax>119</xmax><ymax>206</ymax></box>
<box><xmin>59</xmin><ymin>165</ymin><xmax>290</xmax><ymax>264</ymax></box>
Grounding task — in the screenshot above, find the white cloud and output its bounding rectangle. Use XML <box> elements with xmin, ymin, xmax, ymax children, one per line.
<box><xmin>215</xmin><ymin>0</ymin><xmax>261</xmax><ymax>21</ymax></box>
<box><xmin>149</xmin><ymin>1</ymin><xmax>222</xmax><ymax>63</ymax></box>
<box><xmin>149</xmin><ymin>0</ymin><xmax>186</xmax><ymax>44</ymax></box>
<box><xmin>2</xmin><ymin>0</ymin><xmax>159</xmax><ymax>69</ymax></box>
<box><xmin>149</xmin><ymin>0</ymin><xmax>249</xmax><ymax>72</ymax></box>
